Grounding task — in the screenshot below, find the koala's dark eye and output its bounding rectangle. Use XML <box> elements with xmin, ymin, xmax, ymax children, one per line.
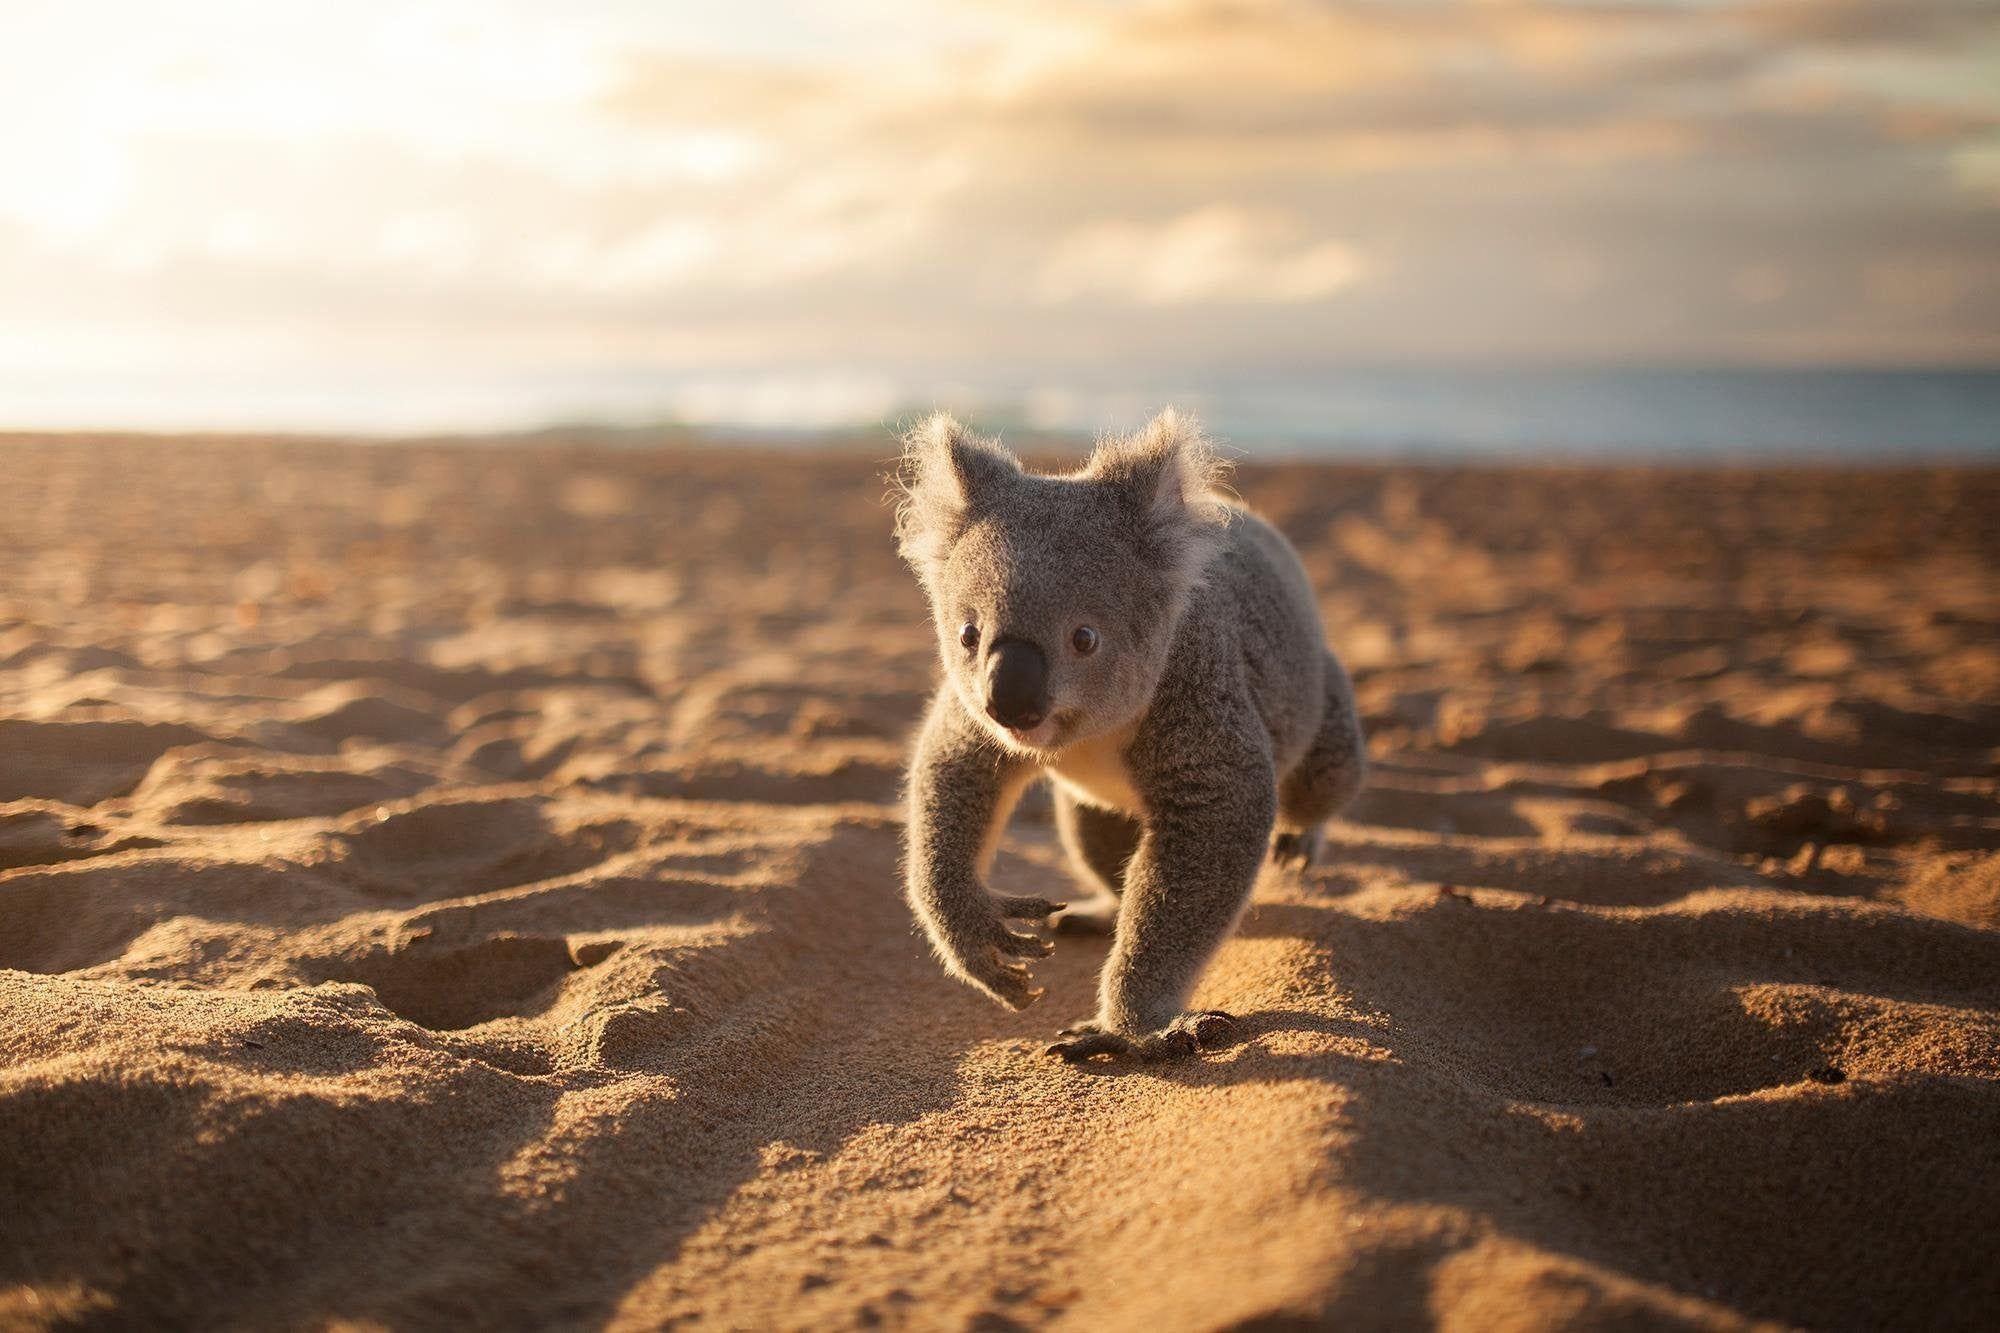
<box><xmin>959</xmin><ymin>622</ymin><xmax>980</xmax><ymax>650</ymax></box>
<box><xmin>1071</xmin><ymin>625</ymin><xmax>1100</xmax><ymax>656</ymax></box>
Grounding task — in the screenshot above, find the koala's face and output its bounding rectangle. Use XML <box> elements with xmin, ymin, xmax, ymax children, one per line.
<box><xmin>930</xmin><ymin>480</ymin><xmax>1181</xmax><ymax>751</ymax></box>
<box><xmin>896</xmin><ymin>411</ymin><xmax>1229</xmax><ymax>756</ymax></box>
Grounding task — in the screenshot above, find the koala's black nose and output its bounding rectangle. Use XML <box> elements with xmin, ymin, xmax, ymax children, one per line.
<box><xmin>984</xmin><ymin>638</ymin><xmax>1048</xmax><ymax>730</ymax></box>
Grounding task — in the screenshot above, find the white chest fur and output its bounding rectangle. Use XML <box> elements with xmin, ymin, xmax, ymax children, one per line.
<box><xmin>1046</xmin><ymin>725</ymin><xmax>1143</xmax><ymax>815</ymax></box>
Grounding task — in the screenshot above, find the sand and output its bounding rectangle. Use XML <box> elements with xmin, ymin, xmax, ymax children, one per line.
<box><xmin>1</xmin><ymin>434</ymin><xmax>1996</xmax><ymax>1330</ymax></box>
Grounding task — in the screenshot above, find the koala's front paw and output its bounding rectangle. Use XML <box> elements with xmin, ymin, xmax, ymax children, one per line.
<box><xmin>943</xmin><ymin>894</ymin><xmax>1064</xmax><ymax>1010</ymax></box>
<box><xmin>1271</xmin><ymin>827</ymin><xmax>1324</xmax><ymax>870</ymax></box>
<box><xmin>1045</xmin><ymin>1010</ymin><xmax>1238</xmax><ymax>1063</ymax></box>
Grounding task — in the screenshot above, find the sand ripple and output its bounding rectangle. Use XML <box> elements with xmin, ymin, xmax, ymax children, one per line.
<box><xmin>2</xmin><ymin>439</ymin><xmax>1996</xmax><ymax>1328</ymax></box>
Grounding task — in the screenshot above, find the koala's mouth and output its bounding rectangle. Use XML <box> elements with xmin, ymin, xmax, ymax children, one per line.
<box><xmin>999</xmin><ymin>708</ymin><xmax>1078</xmax><ymax>752</ymax></box>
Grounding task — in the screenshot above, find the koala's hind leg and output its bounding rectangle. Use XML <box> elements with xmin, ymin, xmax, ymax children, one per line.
<box><xmin>1051</xmin><ymin>790</ymin><xmax>1140</xmax><ymax>936</ymax></box>
<box><xmin>1274</xmin><ymin>652</ymin><xmax>1367</xmax><ymax>869</ymax></box>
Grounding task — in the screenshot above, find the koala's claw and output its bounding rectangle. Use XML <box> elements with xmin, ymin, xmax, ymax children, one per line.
<box><xmin>996</xmin><ymin>894</ymin><xmax>1067</xmax><ymax>920</ymax></box>
<box><xmin>996</xmin><ymin>927</ymin><xmax>1055</xmax><ymax>958</ymax></box>
<box><xmin>1044</xmin><ymin>1029</ymin><xmax>1129</xmax><ymax>1061</ymax></box>
<box><xmin>1045</xmin><ymin>1010</ymin><xmax>1238</xmax><ymax>1063</ymax></box>
<box><xmin>973</xmin><ymin>955</ymin><xmax>1044</xmax><ymax>1010</ymax></box>
<box><xmin>954</xmin><ymin>906</ymin><xmax>1058</xmax><ymax>1008</ymax></box>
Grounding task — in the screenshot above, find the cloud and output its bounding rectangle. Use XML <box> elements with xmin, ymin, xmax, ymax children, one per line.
<box><xmin>1036</xmin><ymin>207</ymin><xmax>1364</xmax><ymax>305</ymax></box>
<box><xmin>0</xmin><ymin>0</ymin><xmax>1996</xmax><ymax>414</ymax></box>
<box><xmin>1742</xmin><ymin>0</ymin><xmax>2000</xmax><ymax>48</ymax></box>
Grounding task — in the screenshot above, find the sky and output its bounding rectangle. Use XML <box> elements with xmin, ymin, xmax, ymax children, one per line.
<box><xmin>0</xmin><ymin>0</ymin><xmax>1996</xmax><ymax>432</ymax></box>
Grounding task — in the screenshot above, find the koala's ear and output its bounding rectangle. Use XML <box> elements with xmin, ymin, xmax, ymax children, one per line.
<box><xmin>1086</xmin><ymin>407</ymin><xmax>1232</xmax><ymax>584</ymax></box>
<box><xmin>894</xmin><ymin>412</ymin><xmax>1020</xmax><ymax>569</ymax></box>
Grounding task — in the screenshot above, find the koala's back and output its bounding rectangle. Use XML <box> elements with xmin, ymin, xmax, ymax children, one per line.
<box><xmin>1165</xmin><ymin>501</ymin><xmax>1332</xmax><ymax>773</ymax></box>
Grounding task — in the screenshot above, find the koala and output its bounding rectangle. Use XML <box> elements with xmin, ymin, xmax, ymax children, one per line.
<box><xmin>894</xmin><ymin>408</ymin><xmax>1366</xmax><ymax>1062</ymax></box>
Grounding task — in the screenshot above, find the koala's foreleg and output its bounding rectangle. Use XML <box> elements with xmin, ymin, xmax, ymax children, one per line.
<box><xmin>1059</xmin><ymin>719</ymin><xmax>1276</xmax><ymax>1059</ymax></box>
<box><xmin>905</xmin><ymin>694</ymin><xmax>1064</xmax><ymax>1009</ymax></box>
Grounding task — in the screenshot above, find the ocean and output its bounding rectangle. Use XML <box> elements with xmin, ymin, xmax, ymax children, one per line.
<box><xmin>4</xmin><ymin>366</ymin><xmax>1995</xmax><ymax>460</ymax></box>
<box><xmin>966</xmin><ymin>368</ymin><xmax>2000</xmax><ymax>460</ymax></box>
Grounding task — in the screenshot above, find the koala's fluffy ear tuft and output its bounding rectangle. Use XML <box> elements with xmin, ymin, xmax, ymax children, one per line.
<box><xmin>894</xmin><ymin>412</ymin><xmax>1021</xmax><ymax>572</ymax></box>
<box><xmin>1086</xmin><ymin>407</ymin><xmax>1233</xmax><ymax>587</ymax></box>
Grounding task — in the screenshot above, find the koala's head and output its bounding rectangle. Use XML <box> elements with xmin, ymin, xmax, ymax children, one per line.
<box><xmin>894</xmin><ymin>408</ymin><xmax>1232</xmax><ymax>756</ymax></box>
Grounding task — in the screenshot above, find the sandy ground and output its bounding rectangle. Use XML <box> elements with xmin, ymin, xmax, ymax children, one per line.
<box><xmin>1</xmin><ymin>435</ymin><xmax>1996</xmax><ymax>1330</ymax></box>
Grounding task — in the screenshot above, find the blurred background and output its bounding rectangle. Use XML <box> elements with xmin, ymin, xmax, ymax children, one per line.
<box><xmin>1</xmin><ymin>0</ymin><xmax>1996</xmax><ymax>455</ymax></box>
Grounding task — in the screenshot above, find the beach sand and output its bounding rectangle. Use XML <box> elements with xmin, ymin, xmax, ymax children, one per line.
<box><xmin>2</xmin><ymin>435</ymin><xmax>1996</xmax><ymax>1329</ymax></box>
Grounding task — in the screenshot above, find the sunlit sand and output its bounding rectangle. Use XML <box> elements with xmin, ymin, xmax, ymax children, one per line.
<box><xmin>1</xmin><ymin>435</ymin><xmax>1994</xmax><ymax>1326</ymax></box>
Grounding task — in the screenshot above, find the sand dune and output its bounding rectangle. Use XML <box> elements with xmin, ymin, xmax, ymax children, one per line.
<box><xmin>2</xmin><ymin>436</ymin><xmax>1996</xmax><ymax>1329</ymax></box>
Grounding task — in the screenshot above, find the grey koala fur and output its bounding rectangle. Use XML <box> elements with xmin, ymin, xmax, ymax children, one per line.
<box><xmin>894</xmin><ymin>408</ymin><xmax>1366</xmax><ymax>1061</ymax></box>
